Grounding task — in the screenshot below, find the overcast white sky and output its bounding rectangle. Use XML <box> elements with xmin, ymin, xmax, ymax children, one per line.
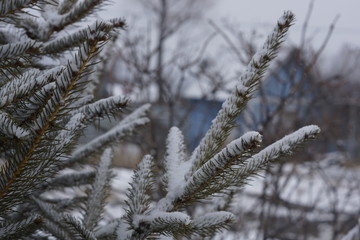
<box><xmin>103</xmin><ymin>0</ymin><xmax>360</xmax><ymax>57</ymax></box>
<box><xmin>211</xmin><ymin>0</ymin><xmax>360</xmax><ymax>55</ymax></box>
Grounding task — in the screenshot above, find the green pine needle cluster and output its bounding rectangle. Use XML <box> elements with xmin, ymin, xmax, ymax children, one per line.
<box><xmin>0</xmin><ymin>0</ymin><xmax>149</xmax><ymax>239</ymax></box>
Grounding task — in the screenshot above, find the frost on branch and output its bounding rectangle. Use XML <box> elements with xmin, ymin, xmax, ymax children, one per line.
<box><xmin>0</xmin><ymin>1</ymin><xmax>137</xmax><ymax>238</ymax></box>
<box><xmin>239</xmin><ymin>125</ymin><xmax>320</xmax><ymax>175</ymax></box>
<box><xmin>67</xmin><ymin>103</ymin><xmax>150</xmax><ymax>165</ymax></box>
<box><xmin>122</xmin><ymin>154</ymin><xmax>154</xmax><ymax>238</ymax></box>
<box><xmin>83</xmin><ymin>148</ymin><xmax>113</xmax><ymax>230</ymax></box>
<box><xmin>162</xmin><ymin>127</ymin><xmax>187</xmax><ymax>195</ymax></box>
<box><xmin>188</xmin><ymin>11</ymin><xmax>295</xmax><ymax>175</ymax></box>
<box><xmin>0</xmin><ymin>111</ymin><xmax>30</xmax><ymax>139</ymax></box>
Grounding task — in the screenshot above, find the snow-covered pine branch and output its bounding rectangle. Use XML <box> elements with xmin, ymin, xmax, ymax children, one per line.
<box><xmin>45</xmin><ymin>170</ymin><xmax>96</xmax><ymax>190</ymax></box>
<box><xmin>162</xmin><ymin>126</ymin><xmax>187</xmax><ymax>195</ymax></box>
<box><xmin>33</xmin><ymin>197</ymin><xmax>98</xmax><ymax>239</ymax></box>
<box><xmin>233</xmin><ymin>125</ymin><xmax>320</xmax><ymax>186</ymax></box>
<box><xmin>0</xmin><ymin>0</ymin><xmax>47</xmax><ymax>19</ymax></box>
<box><xmin>54</xmin><ymin>0</ymin><xmax>107</xmax><ymax>31</ymax></box>
<box><xmin>57</xmin><ymin>0</ymin><xmax>78</xmax><ymax>15</ymax></box>
<box><xmin>42</xmin><ymin>18</ymin><xmax>126</xmax><ymax>54</ymax></box>
<box><xmin>189</xmin><ymin>211</ymin><xmax>235</xmax><ymax>238</ymax></box>
<box><xmin>32</xmin><ymin>197</ymin><xmax>73</xmax><ymax>239</ymax></box>
<box><xmin>0</xmin><ymin>40</ymin><xmax>36</xmax><ymax>60</ymax></box>
<box><xmin>66</xmin><ymin>103</ymin><xmax>150</xmax><ymax>166</ymax></box>
<box><xmin>155</xmin><ymin>131</ymin><xmax>263</xmax><ymax>212</ymax></box>
<box><xmin>83</xmin><ymin>148</ymin><xmax>113</xmax><ymax>230</ymax></box>
<box><xmin>130</xmin><ymin>211</ymin><xmax>191</xmax><ymax>238</ymax></box>
<box><xmin>18</xmin><ymin>0</ymin><xmax>109</xmax><ymax>41</ymax></box>
<box><xmin>64</xmin><ymin>215</ymin><xmax>97</xmax><ymax>240</ymax></box>
<box><xmin>0</xmin><ymin>1</ymin><xmax>142</xmax><ymax>238</ymax></box>
<box><xmin>178</xmin><ymin>131</ymin><xmax>263</xmax><ymax>205</ymax></box>
<box><xmin>71</xmin><ymin>95</ymin><xmax>129</xmax><ymax>123</ymax></box>
<box><xmin>0</xmin><ymin>111</ymin><xmax>31</xmax><ymax>139</ymax></box>
<box><xmin>0</xmin><ymin>215</ymin><xmax>41</xmax><ymax>240</ymax></box>
<box><xmin>188</xmin><ymin>11</ymin><xmax>295</xmax><ymax>175</ymax></box>
<box><xmin>0</xmin><ymin>68</ymin><xmax>59</xmax><ymax>109</ymax></box>
<box><xmin>123</xmin><ymin>155</ymin><xmax>154</xmax><ymax>238</ymax></box>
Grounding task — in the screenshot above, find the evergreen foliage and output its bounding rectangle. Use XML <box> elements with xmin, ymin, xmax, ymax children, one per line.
<box><xmin>0</xmin><ymin>1</ymin><xmax>321</xmax><ymax>239</ymax></box>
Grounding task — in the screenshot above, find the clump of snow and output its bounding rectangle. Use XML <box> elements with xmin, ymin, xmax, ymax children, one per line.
<box><xmin>227</xmin><ymin>131</ymin><xmax>262</xmax><ymax>156</ymax></box>
<box><xmin>193</xmin><ymin>211</ymin><xmax>235</xmax><ymax>226</ymax></box>
<box><xmin>277</xmin><ymin>11</ymin><xmax>293</xmax><ymax>26</ymax></box>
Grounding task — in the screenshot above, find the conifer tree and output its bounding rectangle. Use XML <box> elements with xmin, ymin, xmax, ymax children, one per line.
<box><xmin>0</xmin><ymin>1</ymin><xmax>320</xmax><ymax>239</ymax></box>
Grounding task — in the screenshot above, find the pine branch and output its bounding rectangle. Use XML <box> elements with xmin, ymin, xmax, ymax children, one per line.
<box><xmin>0</xmin><ymin>31</ymin><xmax>105</xmax><ymax>214</ymax></box>
<box><xmin>66</xmin><ymin>104</ymin><xmax>150</xmax><ymax>166</ymax></box>
<box><xmin>0</xmin><ymin>0</ymin><xmax>148</xmax><ymax>239</ymax></box>
<box><xmin>11</xmin><ymin>81</ymin><xmax>57</xmax><ymax>125</ymax></box>
<box><xmin>130</xmin><ymin>212</ymin><xmax>191</xmax><ymax>239</ymax></box>
<box><xmin>64</xmin><ymin>215</ymin><xmax>97</xmax><ymax>240</ymax></box>
<box><xmin>0</xmin><ymin>68</ymin><xmax>61</xmax><ymax>109</ymax></box>
<box><xmin>162</xmin><ymin>127</ymin><xmax>187</xmax><ymax>194</ymax></box>
<box><xmin>0</xmin><ymin>40</ymin><xmax>37</xmax><ymax>60</ymax></box>
<box><xmin>45</xmin><ymin>170</ymin><xmax>96</xmax><ymax>190</ymax></box>
<box><xmin>177</xmin><ymin>131</ymin><xmax>262</xmax><ymax>206</ymax></box>
<box><xmin>32</xmin><ymin>197</ymin><xmax>73</xmax><ymax>239</ymax></box>
<box><xmin>0</xmin><ymin>41</ymin><xmax>38</xmax><ymax>79</ymax></box>
<box><xmin>83</xmin><ymin>148</ymin><xmax>113</xmax><ymax>230</ymax></box>
<box><xmin>187</xmin><ymin>212</ymin><xmax>235</xmax><ymax>238</ymax></box>
<box><xmin>34</xmin><ymin>197</ymin><xmax>97</xmax><ymax>239</ymax></box>
<box><xmin>95</xmin><ymin>219</ymin><xmax>121</xmax><ymax>239</ymax></box>
<box><xmin>233</xmin><ymin>125</ymin><xmax>320</xmax><ymax>185</ymax></box>
<box><xmin>83</xmin><ymin>27</ymin><xmax>122</xmax><ymax>97</ymax></box>
<box><xmin>57</xmin><ymin>0</ymin><xmax>78</xmax><ymax>15</ymax></box>
<box><xmin>71</xmin><ymin>95</ymin><xmax>129</xmax><ymax>124</ymax></box>
<box><xmin>188</xmin><ymin>11</ymin><xmax>295</xmax><ymax>175</ymax></box>
<box><xmin>125</xmin><ymin>155</ymin><xmax>154</xmax><ymax>215</ymax></box>
<box><xmin>42</xmin><ymin>19</ymin><xmax>126</xmax><ymax>54</ymax></box>
<box><xmin>156</xmin><ymin>131</ymin><xmax>262</xmax><ymax>212</ymax></box>
<box><xmin>124</xmin><ymin>155</ymin><xmax>154</xmax><ymax>231</ymax></box>
<box><xmin>0</xmin><ymin>113</ymin><xmax>85</xmax><ymax>216</ymax></box>
<box><xmin>0</xmin><ymin>0</ymin><xmax>50</xmax><ymax>19</ymax></box>
<box><xmin>0</xmin><ymin>111</ymin><xmax>31</xmax><ymax>139</ymax></box>
<box><xmin>44</xmin><ymin>196</ymin><xmax>88</xmax><ymax>214</ymax></box>
<box><xmin>0</xmin><ymin>215</ymin><xmax>42</xmax><ymax>240</ymax></box>
<box><xmin>53</xmin><ymin>0</ymin><xmax>107</xmax><ymax>32</ymax></box>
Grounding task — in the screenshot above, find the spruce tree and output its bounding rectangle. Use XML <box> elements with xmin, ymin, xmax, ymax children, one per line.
<box><xmin>0</xmin><ymin>1</ymin><xmax>320</xmax><ymax>239</ymax></box>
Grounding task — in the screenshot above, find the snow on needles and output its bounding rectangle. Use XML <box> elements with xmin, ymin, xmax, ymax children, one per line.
<box><xmin>240</xmin><ymin>125</ymin><xmax>320</xmax><ymax>175</ymax></box>
<box><xmin>163</xmin><ymin>127</ymin><xmax>187</xmax><ymax>196</ymax></box>
<box><xmin>188</xmin><ymin>11</ymin><xmax>294</xmax><ymax>174</ymax></box>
